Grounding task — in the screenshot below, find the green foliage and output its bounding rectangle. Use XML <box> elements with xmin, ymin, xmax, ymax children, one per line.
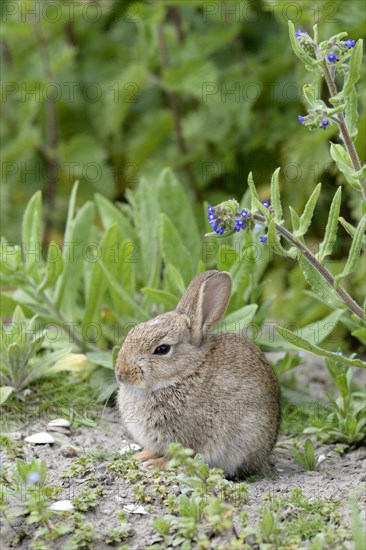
<box><xmin>2</xmin><ymin>168</ymin><xmax>275</xmax><ymax>399</ymax></box>
<box><xmin>291</xmin><ymin>439</ymin><xmax>317</xmax><ymax>471</ymax></box>
<box><xmin>210</xmin><ymin>24</ymin><xmax>366</xmax><ymax>371</ymax></box>
<box><xmin>304</xmin><ymin>357</ymin><xmax>366</xmax><ymax>449</ymax></box>
<box><xmin>0</xmin><ymin>306</ymin><xmax>72</xmax><ymax>404</ymax></box>
<box><xmin>2</xmin><ymin>0</ymin><xmax>365</xmax><ymax>245</ymax></box>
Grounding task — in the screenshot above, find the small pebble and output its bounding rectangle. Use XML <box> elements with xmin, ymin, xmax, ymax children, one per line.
<box><xmin>50</xmin><ymin>500</ymin><xmax>74</xmax><ymax>512</ymax></box>
<box><xmin>48</xmin><ymin>419</ymin><xmax>71</xmax><ymax>429</ymax></box>
<box><xmin>60</xmin><ymin>445</ymin><xmax>78</xmax><ymax>458</ymax></box>
<box><xmin>25</xmin><ymin>432</ymin><xmax>55</xmax><ymax>445</ymax></box>
<box><xmin>123</xmin><ymin>504</ymin><xmax>147</xmax><ymax>515</ymax></box>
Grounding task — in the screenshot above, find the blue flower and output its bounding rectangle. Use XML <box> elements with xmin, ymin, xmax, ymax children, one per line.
<box><xmin>260</xmin><ymin>236</ymin><xmax>267</xmax><ymax>243</ymax></box>
<box><xmin>346</xmin><ymin>39</ymin><xmax>355</xmax><ymax>48</ymax></box>
<box><xmin>321</xmin><ymin>119</ymin><xmax>329</xmax><ymax>128</ymax></box>
<box><xmin>27</xmin><ymin>472</ymin><xmax>41</xmax><ymax>485</ymax></box>
<box><xmin>327</xmin><ymin>53</ymin><xmax>339</xmax><ymax>63</ymax></box>
<box><xmin>207</xmin><ymin>205</ymin><xmax>215</xmax><ymax>214</ymax></box>
<box><xmin>216</xmin><ymin>227</ymin><xmax>224</xmax><ymax>235</ymax></box>
<box><xmin>240</xmin><ymin>209</ymin><xmax>248</xmax><ymax>218</ymax></box>
<box><xmin>261</xmin><ymin>200</ymin><xmax>270</xmax><ymax>208</ymax></box>
<box><xmin>234</xmin><ymin>217</ymin><xmax>245</xmax><ymax>232</ymax></box>
<box><xmin>207</xmin><ymin>213</ymin><xmax>215</xmax><ymax>221</ymax></box>
<box><xmin>296</xmin><ymin>28</ymin><xmax>308</xmax><ymax>38</ymax></box>
<box><xmin>298</xmin><ymin>115</ymin><xmax>305</xmax><ymax>124</ymax></box>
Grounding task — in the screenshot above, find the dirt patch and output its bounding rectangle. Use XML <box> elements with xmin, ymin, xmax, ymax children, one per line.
<box><xmin>1</xmin><ymin>352</ymin><xmax>365</xmax><ymax>549</ymax></box>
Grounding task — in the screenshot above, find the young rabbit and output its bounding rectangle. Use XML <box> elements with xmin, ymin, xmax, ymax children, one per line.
<box><xmin>116</xmin><ymin>270</ymin><xmax>280</xmax><ymax>477</ymax></box>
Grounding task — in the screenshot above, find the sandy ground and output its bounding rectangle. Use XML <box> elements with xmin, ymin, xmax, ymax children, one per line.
<box><xmin>1</xmin><ymin>351</ymin><xmax>366</xmax><ymax>549</ymax></box>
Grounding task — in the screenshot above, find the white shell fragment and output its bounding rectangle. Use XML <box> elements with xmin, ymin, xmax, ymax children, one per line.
<box><xmin>50</xmin><ymin>500</ymin><xmax>74</xmax><ymax>512</ymax></box>
<box><xmin>48</xmin><ymin>419</ymin><xmax>71</xmax><ymax>429</ymax></box>
<box><xmin>25</xmin><ymin>432</ymin><xmax>55</xmax><ymax>445</ymax></box>
<box><xmin>316</xmin><ymin>454</ymin><xmax>327</xmax><ymax>466</ymax></box>
<box><xmin>119</xmin><ymin>443</ymin><xmax>141</xmax><ymax>454</ymax></box>
<box><xmin>123</xmin><ymin>504</ymin><xmax>147</xmax><ymax>515</ymax></box>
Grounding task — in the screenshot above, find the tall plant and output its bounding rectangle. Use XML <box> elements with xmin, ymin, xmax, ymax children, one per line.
<box><xmin>206</xmin><ymin>23</ymin><xmax>365</xmax><ymax>369</ymax></box>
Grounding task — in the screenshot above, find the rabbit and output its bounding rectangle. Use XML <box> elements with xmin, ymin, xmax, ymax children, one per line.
<box><xmin>116</xmin><ymin>270</ymin><xmax>280</xmax><ymax>477</ymax></box>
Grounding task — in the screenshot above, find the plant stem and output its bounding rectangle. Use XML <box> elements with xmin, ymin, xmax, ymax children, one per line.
<box><xmin>317</xmin><ymin>52</ymin><xmax>366</xmax><ymax>202</ymax></box>
<box><xmin>253</xmin><ymin>214</ymin><xmax>364</xmax><ymax>320</ymax></box>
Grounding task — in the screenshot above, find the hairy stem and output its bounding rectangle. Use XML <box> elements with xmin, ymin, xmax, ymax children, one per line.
<box><xmin>318</xmin><ymin>52</ymin><xmax>366</xmax><ymax>202</ymax></box>
<box><xmin>253</xmin><ymin>214</ymin><xmax>364</xmax><ymax>320</ymax></box>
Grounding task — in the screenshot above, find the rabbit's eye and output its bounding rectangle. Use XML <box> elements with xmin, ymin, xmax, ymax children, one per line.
<box><xmin>153</xmin><ymin>344</ymin><xmax>171</xmax><ymax>355</ymax></box>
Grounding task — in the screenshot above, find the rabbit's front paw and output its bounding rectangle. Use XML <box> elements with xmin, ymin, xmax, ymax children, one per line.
<box><xmin>142</xmin><ymin>456</ymin><xmax>169</xmax><ymax>469</ymax></box>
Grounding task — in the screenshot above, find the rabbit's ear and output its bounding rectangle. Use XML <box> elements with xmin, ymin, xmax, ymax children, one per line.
<box><xmin>177</xmin><ymin>271</ymin><xmax>232</xmax><ymax>344</ymax></box>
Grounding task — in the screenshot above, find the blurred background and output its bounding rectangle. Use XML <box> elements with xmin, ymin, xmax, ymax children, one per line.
<box><xmin>1</xmin><ymin>0</ymin><xmax>365</xmax><ymax>336</ymax></box>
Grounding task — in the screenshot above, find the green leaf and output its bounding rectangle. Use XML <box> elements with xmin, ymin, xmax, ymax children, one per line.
<box><xmin>63</xmin><ymin>181</ymin><xmax>79</xmax><ymax>245</ymax></box>
<box><xmin>345</xmin><ymin>86</ymin><xmax>359</xmax><ymax>139</ymax></box>
<box><xmin>38</xmin><ymin>242</ymin><xmax>64</xmax><ymax>291</ymax></box>
<box><xmin>289</xmin><ymin>206</ymin><xmax>300</xmax><ymax>233</ymax></box>
<box><xmin>83</xmin><ymin>223</ymin><xmax>121</xmax><ymax>326</ymax></box>
<box><xmin>109</xmin><ymin>238</ymin><xmax>137</xmax><ymax>316</ymax></box>
<box><xmin>21</xmin><ymin>190</ymin><xmax>42</xmax><ymax>273</ymax></box>
<box><xmin>98</xmin><ymin>260</ymin><xmax>149</xmax><ymax>321</ymax></box>
<box><xmin>288</xmin><ymin>21</ymin><xmax>317</xmax><ymax>68</ymax></box>
<box><xmin>339</xmin><ymin>217</ymin><xmax>366</xmax><ymax>248</ymax></box>
<box><xmin>275</xmin><ymin>326</ymin><xmax>366</xmax><ymax>368</ymax></box>
<box><xmin>299</xmin><ymin>255</ymin><xmax>346</xmax><ymax>310</ymax></box>
<box><xmin>55</xmin><ymin>201</ymin><xmax>95</xmax><ymax>315</ymax></box>
<box><xmin>247</xmin><ymin>172</ymin><xmax>259</xmax><ymax>211</ymax></box>
<box><xmin>0</xmin><ymin>386</ymin><xmax>15</xmax><ymax>405</ymax></box>
<box><xmin>218</xmin><ymin>304</ymin><xmax>258</xmax><ymax>333</ymax></box>
<box><xmin>270</xmin><ymin>168</ymin><xmax>283</xmax><ymax>223</ymax></box>
<box><xmin>303</xmin><ymin>84</ymin><xmax>318</xmax><ymax>107</ymax></box>
<box><xmin>165</xmin><ymin>263</ymin><xmax>186</xmax><ymax>297</ymax></box>
<box><xmin>317</xmin><ymin>187</ymin><xmax>342</xmax><ymax>263</ymax></box>
<box><xmin>162</xmin><ymin>59</ymin><xmax>218</xmax><ymax>97</ymax></box>
<box><xmin>304</xmin><ymin>439</ymin><xmax>315</xmax><ymax>469</ymax></box>
<box><xmin>351</xmin><ymin>328</ymin><xmax>366</xmax><ymax>346</ymax></box>
<box><xmin>342</xmin><ymin>39</ymin><xmax>363</xmax><ymax>98</ymax></box>
<box><xmin>253</xmin><ymin>198</ymin><xmax>271</xmax><ymax>221</ymax></box>
<box><xmin>267</xmin><ymin>219</ymin><xmax>288</xmax><ymax>257</ymax></box>
<box><xmin>138</xmin><ymin>178</ymin><xmax>161</xmax><ymax>286</ymax></box>
<box><xmin>330</xmin><ymin>144</ymin><xmax>361</xmax><ymax>190</ymax></box>
<box><xmin>159</xmin><ymin>213</ymin><xmax>193</xmax><ymax>285</ymax></box>
<box><xmin>141</xmin><ymin>288</ymin><xmax>178</xmax><ymax>310</ymax></box>
<box><xmin>335</xmin><ymin>215</ymin><xmax>366</xmax><ymax>286</ymax></box>
<box><xmin>86</xmin><ymin>351</ymin><xmax>113</xmax><ymax>369</ymax></box>
<box><xmin>157</xmin><ymin>168</ymin><xmax>200</xmax><ymax>265</ymax></box>
<box><xmin>95</xmin><ymin>193</ymin><xmax>137</xmax><ymax>242</ymax></box>
<box><xmin>294</xmin><ymin>183</ymin><xmax>321</xmax><ymax>238</ymax></box>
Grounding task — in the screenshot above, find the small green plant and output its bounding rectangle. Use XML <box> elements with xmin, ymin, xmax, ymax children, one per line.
<box><xmin>151</xmin><ymin>443</ymin><xmax>247</xmax><ymax>547</ymax></box>
<box><xmin>0</xmin><ymin>458</ymin><xmax>64</xmax><ymax>540</ymax></box>
<box><xmin>72</xmin><ymin>486</ymin><xmax>105</xmax><ymax>512</ymax></box>
<box><xmin>291</xmin><ymin>438</ymin><xmax>319</xmax><ymax>470</ymax></box>
<box><xmin>304</xmin><ymin>357</ymin><xmax>366</xmax><ymax>449</ymax></box>
<box><xmin>0</xmin><ymin>306</ymin><xmax>73</xmax><ymax>404</ymax></box>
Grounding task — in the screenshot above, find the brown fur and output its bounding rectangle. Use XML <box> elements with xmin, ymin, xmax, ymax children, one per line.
<box><xmin>116</xmin><ymin>270</ymin><xmax>280</xmax><ymax>477</ymax></box>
